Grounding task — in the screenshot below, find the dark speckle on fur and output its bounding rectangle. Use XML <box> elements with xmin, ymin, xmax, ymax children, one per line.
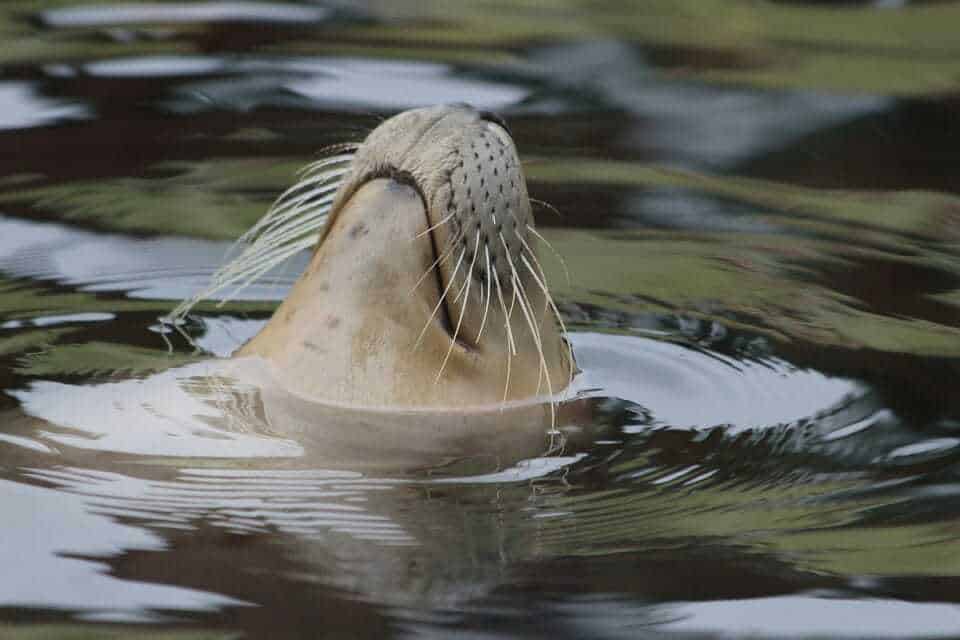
<box><xmin>350</xmin><ymin>222</ymin><xmax>369</xmax><ymax>238</ymax></box>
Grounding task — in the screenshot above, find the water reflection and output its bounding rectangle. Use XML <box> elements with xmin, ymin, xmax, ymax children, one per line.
<box><xmin>41</xmin><ymin>2</ymin><xmax>331</xmax><ymax>27</ymax></box>
<box><xmin>0</xmin><ymin>81</ymin><xmax>89</xmax><ymax>130</ymax></box>
<box><xmin>1</xmin><ymin>477</ymin><xmax>248</xmax><ymax>623</ymax></box>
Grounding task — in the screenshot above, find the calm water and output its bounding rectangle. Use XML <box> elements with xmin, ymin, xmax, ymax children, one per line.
<box><xmin>2</xmin><ymin>1</ymin><xmax>960</xmax><ymax>638</ymax></box>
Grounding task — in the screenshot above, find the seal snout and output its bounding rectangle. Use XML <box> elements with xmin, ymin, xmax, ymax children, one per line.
<box><xmin>445</xmin><ymin>116</ymin><xmax>532</xmax><ymax>292</ymax></box>
<box><xmin>326</xmin><ymin>105</ymin><xmax>536</xmax><ymax>316</ymax></box>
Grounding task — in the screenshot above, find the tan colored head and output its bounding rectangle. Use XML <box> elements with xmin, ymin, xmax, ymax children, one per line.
<box><xmin>228</xmin><ymin>105</ymin><xmax>572</xmax><ymax>409</ymax></box>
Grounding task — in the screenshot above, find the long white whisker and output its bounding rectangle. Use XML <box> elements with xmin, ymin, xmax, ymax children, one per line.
<box><xmin>522</xmin><ymin>253</ymin><xmax>574</xmax><ymax>387</ymax></box>
<box><xmin>168</xmin><ymin>150</ymin><xmax>354</xmax><ymax>323</ymax></box>
<box><xmin>511</xmin><ymin>270</ymin><xmax>556</xmax><ymax>427</ymax></box>
<box><xmin>244</xmin><ymin>207</ymin><xmax>329</xmax><ymax>250</ymax></box>
<box><xmin>410</xmin><ymin>231</ymin><xmax>462</xmax><ymax>295</ymax></box>
<box><xmin>476</xmin><ymin>245</ymin><xmax>493</xmax><ymax>342</ymax></box>
<box><xmin>436</xmin><ymin>230</ymin><xmax>480</xmax><ymax>383</ymax></box>
<box><xmin>299</xmin><ymin>147</ymin><xmax>359</xmax><ymax>175</ymax></box>
<box><xmin>213</xmin><ymin>238</ymin><xmax>318</xmax><ymax>291</ymax></box>
<box><xmin>296</xmin><ymin>156</ymin><xmax>353</xmax><ymax>182</ymax></box>
<box><xmin>215</xmin><ymin>237</ymin><xmax>316</xmax><ymax>305</ymax></box>
<box><xmin>415</xmin><ymin>249</ymin><xmax>465</xmax><ymax>349</ymax></box>
<box><xmin>501</xmin><ymin>238</ymin><xmax>542</xmax><ymax>394</ymax></box>
<box><xmin>215</xmin><ymin>213</ymin><xmax>328</xmax><ymax>279</ymax></box>
<box><xmin>415</xmin><ymin>211</ymin><xmax>456</xmax><ymax>239</ymax></box>
<box><xmin>527</xmin><ymin>224</ymin><xmax>570</xmax><ymax>286</ymax></box>
<box><xmin>517</xmin><ymin>232</ymin><xmax>552</xmax><ymax>317</ymax></box>
<box><xmin>501</xmin><ymin>233</ymin><xmax>556</xmax><ymax>426</ymax></box>
<box><xmin>249</xmin><ymin>187</ymin><xmax>338</xmax><ymax>230</ymax></box>
<box><xmin>239</xmin><ymin>182</ymin><xmax>340</xmax><ymax>238</ymax></box>
<box><xmin>493</xmin><ymin>273</ymin><xmax>514</xmax><ymax>406</ymax></box>
<box><xmin>530</xmin><ymin>197</ymin><xmax>562</xmax><ymax>219</ymax></box>
<box><xmin>252</xmin><ymin>169</ymin><xmax>345</xmax><ymax>224</ymax></box>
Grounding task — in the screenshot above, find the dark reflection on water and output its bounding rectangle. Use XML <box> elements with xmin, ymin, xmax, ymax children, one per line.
<box><xmin>1</xmin><ymin>1</ymin><xmax>960</xmax><ymax>638</ymax></box>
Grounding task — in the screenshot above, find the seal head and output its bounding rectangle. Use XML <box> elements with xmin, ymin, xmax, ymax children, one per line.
<box><xmin>236</xmin><ymin>105</ymin><xmax>572</xmax><ymax>409</ymax></box>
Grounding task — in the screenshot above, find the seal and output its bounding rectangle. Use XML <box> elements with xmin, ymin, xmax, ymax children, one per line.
<box><xmin>179</xmin><ymin>105</ymin><xmax>574</xmax><ymax>411</ymax></box>
<box><xmin>4</xmin><ymin>105</ymin><xmax>583</xmax><ymax>474</ymax></box>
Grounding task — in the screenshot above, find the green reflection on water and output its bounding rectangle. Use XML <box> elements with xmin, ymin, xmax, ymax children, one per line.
<box><xmin>15</xmin><ymin>340</ymin><xmax>198</xmax><ymax>377</ymax></box>
<box><xmin>0</xmin><ymin>1</ymin><xmax>959</xmax><ymax>95</ymax></box>
<box><xmin>532</xmin><ymin>472</ymin><xmax>960</xmax><ymax>576</ymax></box>
<box><xmin>0</xmin><ymin>158</ymin><xmax>301</xmax><ymax>240</ymax></box>
<box><xmin>0</xmin><ymin>624</ymin><xmax>237</xmax><ymax>640</ymax></box>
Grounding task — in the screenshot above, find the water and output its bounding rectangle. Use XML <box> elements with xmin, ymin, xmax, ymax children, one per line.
<box><xmin>2</xmin><ymin>1</ymin><xmax>960</xmax><ymax>638</ymax></box>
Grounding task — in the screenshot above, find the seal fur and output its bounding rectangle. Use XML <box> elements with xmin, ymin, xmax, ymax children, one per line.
<box><xmin>173</xmin><ymin>105</ymin><xmax>573</xmax><ymax>412</ymax></box>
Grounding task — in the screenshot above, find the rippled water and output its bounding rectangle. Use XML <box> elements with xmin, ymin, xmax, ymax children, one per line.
<box><xmin>2</xmin><ymin>1</ymin><xmax>960</xmax><ymax>638</ymax></box>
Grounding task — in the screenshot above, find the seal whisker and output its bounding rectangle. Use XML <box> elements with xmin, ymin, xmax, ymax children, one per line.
<box><xmin>241</xmin><ymin>177</ymin><xmax>342</xmax><ymax>241</ymax></box>
<box><xmin>297</xmin><ymin>157</ymin><xmax>354</xmax><ymax>182</ymax></box>
<box><xmin>521</xmin><ymin>254</ymin><xmax>574</xmax><ymax>388</ymax></box>
<box><xmin>297</xmin><ymin>156</ymin><xmax>357</xmax><ymax>181</ymax></box>
<box><xmin>168</xmin><ymin>145</ymin><xmax>357</xmax><ymax>324</ymax></box>
<box><xmin>168</xmin><ymin>238</ymin><xmax>314</xmax><ymax>321</ymax></box>
<box><xmin>510</xmin><ymin>270</ymin><xmax>556</xmax><ymax>427</ymax></box>
<box><xmin>526</xmin><ymin>224</ymin><xmax>571</xmax><ymax>286</ymax></box>
<box><xmin>493</xmin><ymin>272</ymin><xmax>515</xmax><ymax>407</ymax></box>
<box><xmin>256</xmin><ymin>182</ymin><xmax>339</xmax><ymax>224</ymax></box>
<box><xmin>247</xmin><ymin>206</ymin><xmax>330</xmax><ymax>249</ymax></box>
<box><xmin>476</xmin><ymin>245</ymin><xmax>493</xmax><ymax>342</ymax></box>
<box><xmin>282</xmin><ymin>161</ymin><xmax>349</xmax><ymax>192</ymax></box>
<box><xmin>213</xmin><ymin>236</ymin><xmax>317</xmax><ymax>303</ymax></box>
<box><xmin>236</xmin><ymin>217</ymin><xmax>328</xmax><ymax>268</ymax></box>
<box><xmin>516</xmin><ymin>233</ymin><xmax>552</xmax><ymax>317</ymax></box>
<box><xmin>530</xmin><ymin>197</ymin><xmax>562</xmax><ymax>219</ymax></box>
<box><xmin>499</xmin><ymin>229</ymin><xmax>559</xmax><ymax>423</ymax></box>
<box><xmin>298</xmin><ymin>145</ymin><xmax>360</xmax><ymax>175</ymax></box>
<box><xmin>240</xmin><ymin>160</ymin><xmax>350</xmax><ymax>235</ymax></box>
<box><xmin>414</xmin><ymin>211</ymin><xmax>455</xmax><ymax>240</ymax></box>
<box><xmin>435</xmin><ymin>230</ymin><xmax>480</xmax><ymax>383</ymax></box>
<box><xmin>169</xmin><ymin>225</ymin><xmax>324</xmax><ymax>321</ymax></box>
<box><xmin>409</xmin><ymin>231</ymin><xmax>461</xmax><ymax>295</ymax></box>
<box><xmin>499</xmin><ymin>232</ymin><xmax>545</xmax><ymax>394</ymax></box>
<box><xmin>216</xmin><ymin>234</ymin><xmax>320</xmax><ymax>286</ymax></box>
<box><xmin>219</xmin><ymin>210</ymin><xmax>329</xmax><ymax>279</ymax></box>
<box><xmin>261</xmin><ymin>169</ymin><xmax>347</xmax><ymax>224</ymax></box>
<box><xmin>414</xmin><ymin>248</ymin><xmax>465</xmax><ymax>350</ymax></box>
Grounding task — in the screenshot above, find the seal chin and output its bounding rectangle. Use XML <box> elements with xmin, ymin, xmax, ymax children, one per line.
<box><xmin>231</xmin><ymin>105</ymin><xmax>573</xmax><ymax>409</ymax></box>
